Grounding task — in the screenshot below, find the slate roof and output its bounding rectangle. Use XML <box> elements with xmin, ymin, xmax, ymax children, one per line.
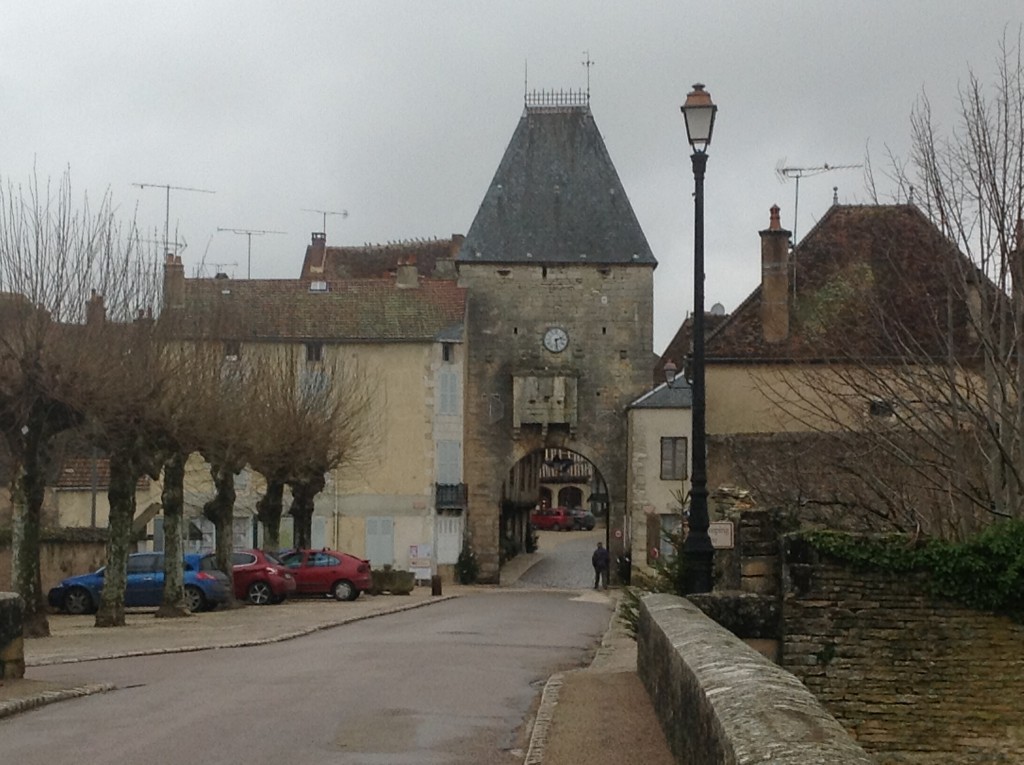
<box><xmin>629</xmin><ymin>375</ymin><xmax>694</xmax><ymax>410</ymax></box>
<box><xmin>706</xmin><ymin>204</ymin><xmax>988</xmax><ymax>363</ymax></box>
<box><xmin>457</xmin><ymin>104</ymin><xmax>656</xmax><ymax>266</ymax></box>
<box><xmin>300</xmin><ymin>236</ymin><xmax>463</xmax><ymax>280</ymax></box>
<box><xmin>164</xmin><ymin>277</ymin><xmax>466</xmax><ymax>343</ymax></box>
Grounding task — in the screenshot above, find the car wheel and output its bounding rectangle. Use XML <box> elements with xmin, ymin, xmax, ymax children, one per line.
<box><xmin>247</xmin><ymin>581</ymin><xmax>273</xmax><ymax>606</ymax></box>
<box><xmin>332</xmin><ymin>580</ymin><xmax>358</xmax><ymax>601</ymax></box>
<box><xmin>64</xmin><ymin>587</ymin><xmax>94</xmax><ymax>615</ymax></box>
<box><xmin>184</xmin><ymin>585</ymin><xmax>206</xmax><ymax>613</ymax></box>
<box><xmin>551</xmin><ymin>523</ymin><xmax>561</xmax><ymax>532</ymax></box>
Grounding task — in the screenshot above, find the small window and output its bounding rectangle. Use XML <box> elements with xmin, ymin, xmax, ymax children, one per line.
<box><xmin>306</xmin><ymin>342</ymin><xmax>324</xmax><ymax>363</ymax></box>
<box><xmin>660</xmin><ymin>437</ymin><xmax>688</xmax><ymax>481</ymax></box>
<box><xmin>442</xmin><ymin>343</ymin><xmax>454</xmax><ymax>362</ymax></box>
<box><xmin>224</xmin><ymin>340</ymin><xmax>240</xmax><ymax>360</ymax></box>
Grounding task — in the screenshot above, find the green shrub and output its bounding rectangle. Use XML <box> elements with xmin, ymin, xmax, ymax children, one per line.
<box><xmin>524</xmin><ymin>526</ymin><xmax>538</xmax><ymax>554</ymax></box>
<box><xmin>455</xmin><ymin>541</ymin><xmax>480</xmax><ymax>585</ymax></box>
<box><xmin>801</xmin><ymin>519</ymin><xmax>1024</xmax><ymax>621</ymax></box>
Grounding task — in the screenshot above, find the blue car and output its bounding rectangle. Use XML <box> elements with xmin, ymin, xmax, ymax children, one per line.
<box><xmin>48</xmin><ymin>552</ymin><xmax>231</xmax><ymax>614</ymax></box>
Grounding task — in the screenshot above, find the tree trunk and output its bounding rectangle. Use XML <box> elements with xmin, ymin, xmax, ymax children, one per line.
<box><xmin>156</xmin><ymin>451</ymin><xmax>189</xmax><ymax>619</ymax></box>
<box><xmin>96</xmin><ymin>453</ymin><xmax>138</xmax><ymax>627</ymax></box>
<box><xmin>256</xmin><ymin>479</ymin><xmax>285</xmax><ymax>552</ymax></box>
<box><xmin>203</xmin><ymin>463</ymin><xmax>240</xmax><ymax>607</ymax></box>
<box><xmin>14</xmin><ymin>426</ymin><xmax>50</xmax><ymax>638</ymax></box>
<box><xmin>288</xmin><ymin>475</ymin><xmax>325</xmax><ymax>549</ymax></box>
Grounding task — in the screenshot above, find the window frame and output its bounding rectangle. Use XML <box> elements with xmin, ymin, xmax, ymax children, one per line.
<box><xmin>660</xmin><ymin>436</ymin><xmax>688</xmax><ymax>481</ymax></box>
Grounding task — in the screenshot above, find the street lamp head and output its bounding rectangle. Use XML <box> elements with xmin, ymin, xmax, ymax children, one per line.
<box><xmin>681</xmin><ymin>83</ymin><xmax>717</xmax><ymax>153</ymax></box>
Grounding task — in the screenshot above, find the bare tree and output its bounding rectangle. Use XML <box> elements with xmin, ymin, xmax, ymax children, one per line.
<box><xmin>247</xmin><ymin>349</ymin><xmax>378</xmax><ymax>551</ymax></box>
<box><xmin>746</xmin><ymin>36</ymin><xmax>1024</xmax><ymax>539</ymax></box>
<box><xmin>0</xmin><ymin>171</ymin><xmax>151</xmax><ymax>635</ymax></box>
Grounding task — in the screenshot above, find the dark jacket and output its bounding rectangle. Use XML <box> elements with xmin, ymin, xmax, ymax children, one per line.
<box><xmin>592</xmin><ymin>546</ymin><xmax>609</xmax><ymax>571</ymax></box>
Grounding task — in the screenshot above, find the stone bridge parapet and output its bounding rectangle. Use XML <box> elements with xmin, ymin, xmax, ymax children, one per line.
<box><xmin>637</xmin><ymin>592</ymin><xmax>872</xmax><ymax>765</ymax></box>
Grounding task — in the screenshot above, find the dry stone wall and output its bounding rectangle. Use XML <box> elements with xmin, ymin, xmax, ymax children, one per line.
<box><xmin>782</xmin><ymin>537</ymin><xmax>1024</xmax><ymax>764</ymax></box>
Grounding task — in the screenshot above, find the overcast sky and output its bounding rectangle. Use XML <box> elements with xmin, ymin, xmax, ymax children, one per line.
<box><xmin>2</xmin><ymin>2</ymin><xmax>1020</xmax><ymax>352</ymax></box>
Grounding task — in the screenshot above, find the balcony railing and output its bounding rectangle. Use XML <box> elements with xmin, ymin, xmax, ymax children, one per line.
<box><xmin>435</xmin><ymin>483</ymin><xmax>468</xmax><ymax>509</ymax></box>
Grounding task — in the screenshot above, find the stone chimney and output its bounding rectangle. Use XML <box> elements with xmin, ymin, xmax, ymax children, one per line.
<box><xmin>163</xmin><ymin>253</ymin><xmax>185</xmax><ymax>309</ymax></box>
<box><xmin>85</xmin><ymin>290</ymin><xmax>106</xmax><ymax>326</ymax></box>
<box><xmin>760</xmin><ymin>205</ymin><xmax>792</xmax><ymax>343</ymax></box>
<box><xmin>396</xmin><ymin>256</ymin><xmax>419</xmax><ymax>288</ymax></box>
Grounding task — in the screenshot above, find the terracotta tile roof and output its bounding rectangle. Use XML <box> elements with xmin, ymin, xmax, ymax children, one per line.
<box><xmin>55</xmin><ymin>457</ymin><xmax>151</xmax><ymax>491</ymax></box>
<box><xmin>165</xmin><ymin>276</ymin><xmax>467</xmax><ymax>343</ymax></box>
<box><xmin>656</xmin><ymin>312</ymin><xmax>731</xmax><ymax>385</ymax></box>
<box><xmin>300</xmin><ymin>236</ymin><xmax>463</xmax><ymax>280</ymax></box>
<box><xmin>706</xmin><ymin>204</ymin><xmax>988</xmax><ymax>362</ymax></box>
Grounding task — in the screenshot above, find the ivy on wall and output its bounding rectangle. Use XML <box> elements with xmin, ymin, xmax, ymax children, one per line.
<box><xmin>800</xmin><ymin>519</ymin><xmax>1024</xmax><ymax>621</ymax></box>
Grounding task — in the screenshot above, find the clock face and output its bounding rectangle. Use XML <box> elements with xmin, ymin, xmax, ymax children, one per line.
<box><xmin>543</xmin><ymin>327</ymin><xmax>569</xmax><ymax>353</ymax></box>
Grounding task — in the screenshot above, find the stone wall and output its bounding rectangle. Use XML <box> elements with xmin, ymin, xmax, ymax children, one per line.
<box><xmin>782</xmin><ymin>537</ymin><xmax>1024</xmax><ymax>764</ymax></box>
<box><xmin>460</xmin><ymin>262</ymin><xmax>654</xmax><ymax>581</ymax></box>
<box><xmin>0</xmin><ymin>592</ymin><xmax>25</xmax><ymax>679</ymax></box>
<box><xmin>0</xmin><ymin>532</ymin><xmax>107</xmax><ymax>595</ymax></box>
<box><xmin>637</xmin><ymin>592</ymin><xmax>872</xmax><ymax>765</ymax></box>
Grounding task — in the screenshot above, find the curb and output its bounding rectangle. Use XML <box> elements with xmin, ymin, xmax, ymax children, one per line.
<box><xmin>0</xmin><ymin>683</ymin><xmax>115</xmax><ymax>720</ymax></box>
<box><xmin>28</xmin><ymin>595</ymin><xmax>458</xmax><ymax>667</ymax></box>
<box><xmin>523</xmin><ymin>672</ymin><xmax>564</xmax><ymax>765</ymax></box>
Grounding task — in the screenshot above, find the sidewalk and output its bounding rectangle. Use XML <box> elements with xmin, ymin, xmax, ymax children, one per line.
<box><xmin>1</xmin><ymin>556</ymin><xmax>674</xmax><ymax>764</ymax></box>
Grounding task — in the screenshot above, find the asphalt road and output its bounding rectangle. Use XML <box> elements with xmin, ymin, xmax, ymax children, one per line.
<box><xmin>0</xmin><ymin>590</ymin><xmax>612</xmax><ymax>765</ymax></box>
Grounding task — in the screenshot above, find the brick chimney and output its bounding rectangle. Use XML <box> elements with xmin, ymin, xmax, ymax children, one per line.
<box><xmin>396</xmin><ymin>256</ymin><xmax>419</xmax><ymax>288</ymax></box>
<box><xmin>760</xmin><ymin>205</ymin><xmax>791</xmax><ymax>343</ymax></box>
<box><xmin>163</xmin><ymin>253</ymin><xmax>185</xmax><ymax>309</ymax></box>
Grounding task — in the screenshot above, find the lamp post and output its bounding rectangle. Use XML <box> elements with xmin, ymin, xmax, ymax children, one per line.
<box><xmin>681</xmin><ymin>83</ymin><xmax>717</xmax><ymax>594</ymax></box>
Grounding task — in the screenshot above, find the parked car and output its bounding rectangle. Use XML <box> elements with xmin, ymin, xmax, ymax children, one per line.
<box><xmin>570</xmin><ymin>508</ymin><xmax>597</xmax><ymax>531</ymax></box>
<box><xmin>48</xmin><ymin>552</ymin><xmax>231</xmax><ymax>615</ymax></box>
<box><xmin>530</xmin><ymin>506</ymin><xmax>573</xmax><ymax>531</ymax></box>
<box><xmin>232</xmin><ymin>549</ymin><xmax>297</xmax><ymax>605</ymax></box>
<box><xmin>278</xmin><ymin>548</ymin><xmax>372</xmax><ymax>601</ymax></box>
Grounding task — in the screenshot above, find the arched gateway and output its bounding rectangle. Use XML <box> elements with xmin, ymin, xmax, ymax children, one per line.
<box><xmin>457</xmin><ymin>91</ymin><xmax>657</xmax><ymax>582</ymax></box>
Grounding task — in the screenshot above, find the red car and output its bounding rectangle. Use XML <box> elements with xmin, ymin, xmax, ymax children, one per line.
<box><xmin>278</xmin><ymin>548</ymin><xmax>373</xmax><ymax>601</ymax></box>
<box><xmin>530</xmin><ymin>506</ymin><xmax>573</xmax><ymax>531</ymax></box>
<box><xmin>232</xmin><ymin>549</ymin><xmax>297</xmax><ymax>605</ymax></box>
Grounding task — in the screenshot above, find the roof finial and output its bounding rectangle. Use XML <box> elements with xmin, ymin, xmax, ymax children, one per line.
<box><xmin>582</xmin><ymin>51</ymin><xmax>594</xmax><ymax>101</ymax></box>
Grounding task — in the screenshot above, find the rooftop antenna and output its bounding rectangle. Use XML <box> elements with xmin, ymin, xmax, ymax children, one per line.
<box><xmin>582</xmin><ymin>51</ymin><xmax>594</xmax><ymax>101</ymax></box>
<box><xmin>198</xmin><ymin>261</ymin><xmax>239</xmax><ymax>278</ymax></box>
<box><xmin>301</xmin><ymin>208</ymin><xmax>349</xmax><ymax>240</ymax></box>
<box><xmin>216</xmin><ymin>228</ymin><xmax>286</xmax><ymax>279</ymax></box>
<box><xmin>775</xmin><ymin>161</ymin><xmax>861</xmax><ymax>245</ymax></box>
<box><xmin>776</xmin><ymin>161</ymin><xmax>861</xmax><ymax>299</ymax></box>
<box><xmin>132</xmin><ymin>182</ymin><xmax>215</xmax><ymax>256</ymax></box>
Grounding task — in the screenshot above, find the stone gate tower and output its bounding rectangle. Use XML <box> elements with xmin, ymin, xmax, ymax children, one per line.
<box><xmin>457</xmin><ymin>94</ymin><xmax>656</xmax><ymax>582</ymax></box>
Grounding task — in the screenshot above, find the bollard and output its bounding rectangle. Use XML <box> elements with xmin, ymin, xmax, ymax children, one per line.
<box><xmin>430</xmin><ymin>575</ymin><xmax>443</xmax><ymax>597</ymax></box>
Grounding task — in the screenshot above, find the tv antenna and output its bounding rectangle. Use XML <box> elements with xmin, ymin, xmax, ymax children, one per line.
<box><xmin>302</xmin><ymin>208</ymin><xmax>348</xmax><ymax>240</ymax></box>
<box><xmin>133</xmin><ymin>182</ymin><xmax>215</xmax><ymax>256</ymax></box>
<box><xmin>217</xmin><ymin>228</ymin><xmax>286</xmax><ymax>279</ymax></box>
<box><xmin>776</xmin><ymin>162</ymin><xmax>861</xmax><ymax>245</ymax></box>
<box><xmin>776</xmin><ymin>161</ymin><xmax>861</xmax><ymax>299</ymax></box>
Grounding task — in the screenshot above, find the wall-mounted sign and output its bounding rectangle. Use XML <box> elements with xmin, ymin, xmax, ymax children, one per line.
<box><xmin>709</xmin><ymin>521</ymin><xmax>734</xmax><ymax>549</ymax></box>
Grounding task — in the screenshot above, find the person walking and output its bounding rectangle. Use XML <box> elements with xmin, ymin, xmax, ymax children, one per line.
<box><xmin>592</xmin><ymin>541</ymin><xmax>609</xmax><ymax>590</ymax></box>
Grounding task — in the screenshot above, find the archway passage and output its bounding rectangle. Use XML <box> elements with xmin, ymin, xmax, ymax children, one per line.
<box><xmin>501</xmin><ymin>447</ymin><xmax>610</xmax><ymax>589</ymax></box>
